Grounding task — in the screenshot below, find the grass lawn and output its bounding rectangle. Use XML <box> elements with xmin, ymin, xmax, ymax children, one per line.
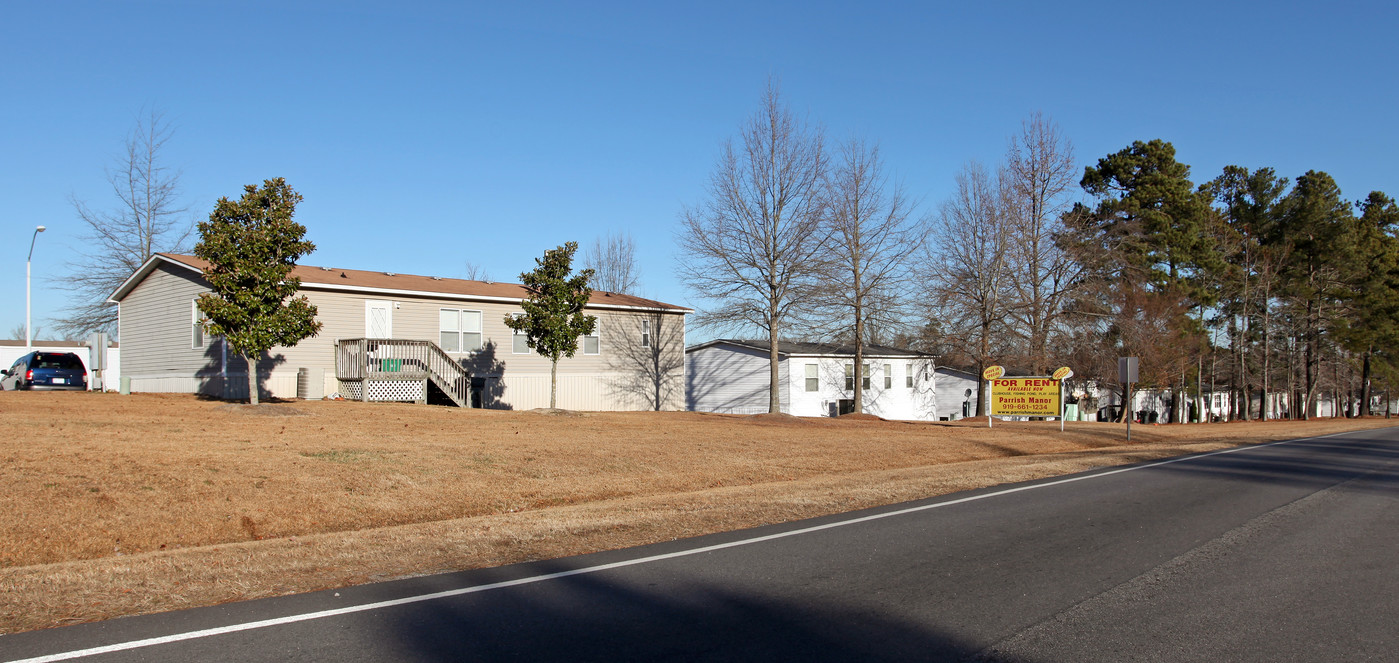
<box><xmin>1</xmin><ymin>391</ymin><xmax>1392</xmax><ymax>633</ymax></box>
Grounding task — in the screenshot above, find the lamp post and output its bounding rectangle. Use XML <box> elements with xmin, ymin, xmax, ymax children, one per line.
<box><xmin>26</xmin><ymin>225</ymin><xmax>45</xmax><ymax>348</ymax></box>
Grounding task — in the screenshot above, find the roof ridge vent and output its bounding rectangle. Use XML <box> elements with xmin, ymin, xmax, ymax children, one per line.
<box><xmin>385</xmin><ymin>272</ymin><xmax>396</xmax><ymax>277</ymax></box>
<box><xmin>319</xmin><ymin>266</ymin><xmax>331</xmax><ymax>271</ymax></box>
<box><xmin>431</xmin><ymin>276</ymin><xmax>442</xmax><ymax>281</ymax></box>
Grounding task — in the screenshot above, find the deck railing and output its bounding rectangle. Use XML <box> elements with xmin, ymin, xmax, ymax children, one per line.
<box><xmin>335</xmin><ymin>338</ymin><xmax>471</xmax><ymax>407</ymax></box>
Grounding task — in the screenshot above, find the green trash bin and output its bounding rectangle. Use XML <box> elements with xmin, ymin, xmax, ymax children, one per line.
<box><xmin>1064</xmin><ymin>403</ymin><xmax>1079</xmax><ymax>421</ymax></box>
<box><xmin>382</xmin><ymin>358</ymin><xmax>403</xmax><ymax>372</ymax></box>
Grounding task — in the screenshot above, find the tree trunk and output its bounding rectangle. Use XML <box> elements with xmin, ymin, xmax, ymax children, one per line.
<box><xmin>550</xmin><ymin>359</ymin><xmax>558</xmax><ymax>409</ymax></box>
<box><xmin>768</xmin><ymin>323</ymin><xmax>781</xmax><ymax>413</ymax></box>
<box><xmin>245</xmin><ymin>353</ymin><xmax>259</xmax><ymax>406</ymax></box>
<box><xmin>975</xmin><ymin>372</ymin><xmax>987</xmax><ymax>417</ymax></box>
<box><xmin>1361</xmin><ymin>349</ymin><xmax>1373</xmax><ymax>417</ymax></box>
<box><xmin>853</xmin><ymin>309</ymin><xmax>865</xmax><ymax>414</ymax></box>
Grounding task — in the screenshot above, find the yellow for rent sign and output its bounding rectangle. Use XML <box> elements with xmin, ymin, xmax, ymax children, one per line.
<box><xmin>990</xmin><ymin>377</ymin><xmax>1061</xmax><ymax>417</ymax></box>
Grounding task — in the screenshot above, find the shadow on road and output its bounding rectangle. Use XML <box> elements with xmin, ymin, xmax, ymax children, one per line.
<box><xmin>1153</xmin><ymin>433</ymin><xmax>1399</xmax><ymax>493</ymax></box>
<box><xmin>366</xmin><ymin>557</ymin><xmax>1020</xmax><ymax>662</ymax></box>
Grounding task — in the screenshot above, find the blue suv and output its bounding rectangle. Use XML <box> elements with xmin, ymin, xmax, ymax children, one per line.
<box><xmin>0</xmin><ymin>351</ymin><xmax>88</xmax><ymax>391</ymax></box>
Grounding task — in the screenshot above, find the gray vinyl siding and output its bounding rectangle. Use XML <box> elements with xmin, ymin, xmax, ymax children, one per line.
<box><xmin>119</xmin><ymin>265</ymin><xmax>221</xmax><ymax>379</ymax></box>
<box><xmin>686</xmin><ymin>343</ymin><xmax>777</xmax><ymax>414</ymax></box>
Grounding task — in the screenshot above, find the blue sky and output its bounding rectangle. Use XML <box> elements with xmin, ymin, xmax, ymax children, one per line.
<box><xmin>3</xmin><ymin>1</ymin><xmax>1396</xmax><ymax>341</ymax></box>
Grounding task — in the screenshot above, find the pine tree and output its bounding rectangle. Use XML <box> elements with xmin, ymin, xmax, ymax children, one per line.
<box><xmin>1276</xmin><ymin>171</ymin><xmax>1353</xmax><ymax>417</ymax></box>
<box><xmin>1080</xmin><ymin>139</ymin><xmax>1220</xmax><ymax>297</ymax></box>
<box><xmin>1336</xmin><ymin>192</ymin><xmax>1399</xmax><ymax>415</ymax></box>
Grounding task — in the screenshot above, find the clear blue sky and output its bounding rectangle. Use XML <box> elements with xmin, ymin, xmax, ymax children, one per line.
<box><xmin>3</xmin><ymin>0</ymin><xmax>1396</xmax><ymax>341</ymax></box>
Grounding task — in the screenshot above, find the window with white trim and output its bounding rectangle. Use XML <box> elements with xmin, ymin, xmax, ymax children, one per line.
<box><xmin>510</xmin><ymin>314</ymin><xmax>530</xmax><ymax>354</ymax></box>
<box><xmin>192</xmin><ymin>299</ymin><xmax>207</xmax><ymax>349</ymax></box>
<box><xmin>845</xmin><ymin>363</ymin><xmax>871</xmax><ymax>390</ymax></box>
<box><xmin>580</xmin><ymin>323</ymin><xmax>600</xmax><ymax>355</ymax></box>
<box><xmin>439</xmin><ymin>309</ymin><xmax>483</xmax><ymax>353</ymax></box>
<box><xmin>884</xmin><ymin>363</ymin><xmax>892</xmax><ymax>389</ymax></box>
<box><xmin>906</xmin><ymin>362</ymin><xmax>914</xmax><ymax>388</ymax></box>
<box><xmin>641</xmin><ymin>319</ymin><xmax>651</xmax><ymax>347</ymax></box>
<box><xmin>805</xmin><ymin>364</ymin><xmax>818</xmax><ymax>392</ymax></box>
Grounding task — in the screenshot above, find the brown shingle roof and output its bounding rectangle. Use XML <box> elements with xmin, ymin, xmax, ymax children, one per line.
<box><xmin>149</xmin><ymin>254</ymin><xmax>690</xmax><ymax>312</ymax></box>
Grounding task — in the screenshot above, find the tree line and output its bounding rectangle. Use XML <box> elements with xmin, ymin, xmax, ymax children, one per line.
<box><xmin>680</xmin><ymin>83</ymin><xmax>1399</xmax><ymax>421</ymax></box>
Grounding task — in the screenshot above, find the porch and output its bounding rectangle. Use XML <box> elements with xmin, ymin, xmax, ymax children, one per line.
<box><xmin>335</xmin><ymin>338</ymin><xmax>472</xmax><ymax>407</ymax></box>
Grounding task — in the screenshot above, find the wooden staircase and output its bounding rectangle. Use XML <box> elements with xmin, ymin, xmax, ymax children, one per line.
<box><xmin>335</xmin><ymin>338</ymin><xmax>471</xmax><ymax>407</ymax></box>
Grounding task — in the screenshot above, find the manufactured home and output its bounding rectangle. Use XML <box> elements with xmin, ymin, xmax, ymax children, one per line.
<box><xmin>109</xmin><ymin>254</ymin><xmax>690</xmax><ymax>410</ymax></box>
<box><xmin>685</xmin><ymin>339</ymin><xmax>939</xmax><ymax>420</ymax></box>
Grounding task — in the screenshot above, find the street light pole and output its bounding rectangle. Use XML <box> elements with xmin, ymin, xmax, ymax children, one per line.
<box><xmin>26</xmin><ymin>225</ymin><xmax>46</xmax><ymax>349</ymax></box>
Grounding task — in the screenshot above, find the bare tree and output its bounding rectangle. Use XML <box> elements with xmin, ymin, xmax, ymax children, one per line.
<box><xmin>1002</xmin><ymin>112</ymin><xmax>1081</xmax><ymax>374</ymax></box>
<box><xmin>463</xmin><ymin>262</ymin><xmax>492</xmax><ymax>282</ymax></box>
<box><xmin>677</xmin><ymin>81</ymin><xmax>828</xmax><ymax>413</ymax></box>
<box><xmin>57</xmin><ymin>111</ymin><xmax>193</xmax><ymax>337</ymax></box>
<box><xmin>9</xmin><ymin>323</ymin><xmax>42</xmax><ymax>342</ymax></box>
<box><xmin>809</xmin><ymin>137</ymin><xmax>923</xmax><ymax>414</ymax></box>
<box><xmin>925</xmin><ymin>161</ymin><xmax>1014</xmax><ymax>416</ymax></box>
<box><xmin>583</xmin><ymin>232</ymin><xmax>640</xmax><ymax>294</ymax></box>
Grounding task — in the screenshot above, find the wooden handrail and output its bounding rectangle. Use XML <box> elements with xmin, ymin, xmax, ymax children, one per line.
<box><xmin>335</xmin><ymin>338</ymin><xmax>471</xmax><ymax>407</ymax></box>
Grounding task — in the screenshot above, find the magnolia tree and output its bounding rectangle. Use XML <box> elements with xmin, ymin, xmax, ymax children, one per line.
<box><xmin>504</xmin><ymin>241</ymin><xmax>597</xmax><ymax>409</ymax></box>
<box><xmin>194</xmin><ymin>178</ymin><xmax>321</xmax><ymax>405</ymax></box>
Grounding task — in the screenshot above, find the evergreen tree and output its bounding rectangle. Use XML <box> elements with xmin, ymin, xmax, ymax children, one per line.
<box><xmin>1277</xmin><ymin>171</ymin><xmax>1353</xmax><ymax>417</ymax></box>
<box><xmin>1069</xmin><ymin>140</ymin><xmax>1218</xmax><ymax>421</ymax></box>
<box><xmin>504</xmin><ymin>242</ymin><xmax>597</xmax><ymax>409</ymax></box>
<box><xmin>1080</xmin><ymin>139</ymin><xmax>1220</xmax><ymax>297</ymax></box>
<box><xmin>1203</xmin><ymin>165</ymin><xmax>1291</xmax><ymax>419</ymax></box>
<box><xmin>194</xmin><ymin>178</ymin><xmax>321</xmax><ymax>405</ymax></box>
<box><xmin>1336</xmin><ymin>192</ymin><xmax>1399</xmax><ymax>415</ymax></box>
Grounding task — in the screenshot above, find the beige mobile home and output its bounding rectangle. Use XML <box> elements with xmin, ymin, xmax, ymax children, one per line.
<box><xmin>109</xmin><ymin>254</ymin><xmax>690</xmax><ymax>410</ymax></box>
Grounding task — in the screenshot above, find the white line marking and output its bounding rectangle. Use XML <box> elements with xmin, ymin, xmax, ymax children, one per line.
<box><xmin>9</xmin><ymin>429</ymin><xmax>1376</xmax><ymax>662</ymax></box>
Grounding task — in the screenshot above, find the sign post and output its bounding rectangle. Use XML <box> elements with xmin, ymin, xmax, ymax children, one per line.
<box><xmin>1053</xmin><ymin>366</ymin><xmax>1073</xmax><ymax>432</ymax></box>
<box><xmin>1118</xmin><ymin>357</ymin><xmax>1138</xmax><ymax>442</ymax></box>
<box><xmin>982</xmin><ymin>365</ymin><xmax>1005</xmax><ymax>428</ymax></box>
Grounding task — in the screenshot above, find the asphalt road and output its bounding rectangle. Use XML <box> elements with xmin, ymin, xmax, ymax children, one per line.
<box><xmin>5</xmin><ymin>426</ymin><xmax>1397</xmax><ymax>662</ymax></box>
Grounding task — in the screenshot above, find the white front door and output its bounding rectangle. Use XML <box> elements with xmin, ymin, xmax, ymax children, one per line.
<box><xmin>366</xmin><ymin>300</ymin><xmax>392</xmax><ymax>338</ymax></box>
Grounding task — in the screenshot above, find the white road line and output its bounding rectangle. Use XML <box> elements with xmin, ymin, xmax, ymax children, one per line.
<box><xmin>8</xmin><ymin>429</ymin><xmax>1371</xmax><ymax>663</ymax></box>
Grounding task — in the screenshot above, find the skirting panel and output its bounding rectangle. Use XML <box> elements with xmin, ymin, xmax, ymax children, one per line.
<box><xmin>338</xmin><ymin>379</ymin><xmax>424</xmax><ymax>403</ymax></box>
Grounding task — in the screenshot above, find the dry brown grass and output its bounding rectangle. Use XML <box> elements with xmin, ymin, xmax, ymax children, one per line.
<box><xmin>1</xmin><ymin>391</ymin><xmax>1392</xmax><ymax>633</ymax></box>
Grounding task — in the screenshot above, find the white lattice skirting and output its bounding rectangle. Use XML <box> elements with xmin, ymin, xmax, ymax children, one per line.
<box><xmin>339</xmin><ymin>380</ymin><xmax>425</xmax><ymax>403</ymax></box>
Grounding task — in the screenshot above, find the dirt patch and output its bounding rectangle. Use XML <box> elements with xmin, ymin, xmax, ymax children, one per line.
<box><xmin>215</xmin><ymin>403</ymin><xmax>310</xmax><ymax>416</ymax></box>
<box><xmin>527</xmin><ymin>408</ymin><xmax>584</xmax><ymax>417</ymax></box>
<box><xmin>0</xmin><ymin>391</ymin><xmax>1392</xmax><ymax>633</ymax></box>
<box><xmin>744</xmin><ymin>412</ymin><xmax>818</xmax><ymax>425</ymax></box>
<box><xmin>838</xmin><ymin>412</ymin><xmax>884</xmax><ymax>421</ymax></box>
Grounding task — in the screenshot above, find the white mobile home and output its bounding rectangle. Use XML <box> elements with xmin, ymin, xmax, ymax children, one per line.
<box><xmin>685</xmin><ymin>339</ymin><xmax>939</xmax><ymax>420</ymax></box>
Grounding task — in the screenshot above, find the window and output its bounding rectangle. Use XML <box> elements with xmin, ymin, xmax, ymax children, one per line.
<box><xmin>439</xmin><ymin>309</ymin><xmax>483</xmax><ymax>353</ymax></box>
<box><xmin>581</xmin><ymin>323</ymin><xmax>600</xmax><ymax>355</ymax></box>
<box><xmin>641</xmin><ymin>319</ymin><xmax>651</xmax><ymax>347</ymax></box>
<box><xmin>906</xmin><ymin>363</ymin><xmax>914</xmax><ymax>388</ymax></box>
<box><xmin>192</xmin><ymin>300</ymin><xmax>207</xmax><ymax>349</ymax></box>
<box><xmin>845</xmin><ymin>363</ymin><xmax>870</xmax><ymax>390</ymax></box>
<box><xmin>511</xmin><ymin>314</ymin><xmax>530</xmax><ymax>354</ymax></box>
<box><xmin>805</xmin><ymin>364</ymin><xmax>818</xmax><ymax>392</ymax></box>
<box><xmin>884</xmin><ymin>363</ymin><xmax>892</xmax><ymax>389</ymax></box>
